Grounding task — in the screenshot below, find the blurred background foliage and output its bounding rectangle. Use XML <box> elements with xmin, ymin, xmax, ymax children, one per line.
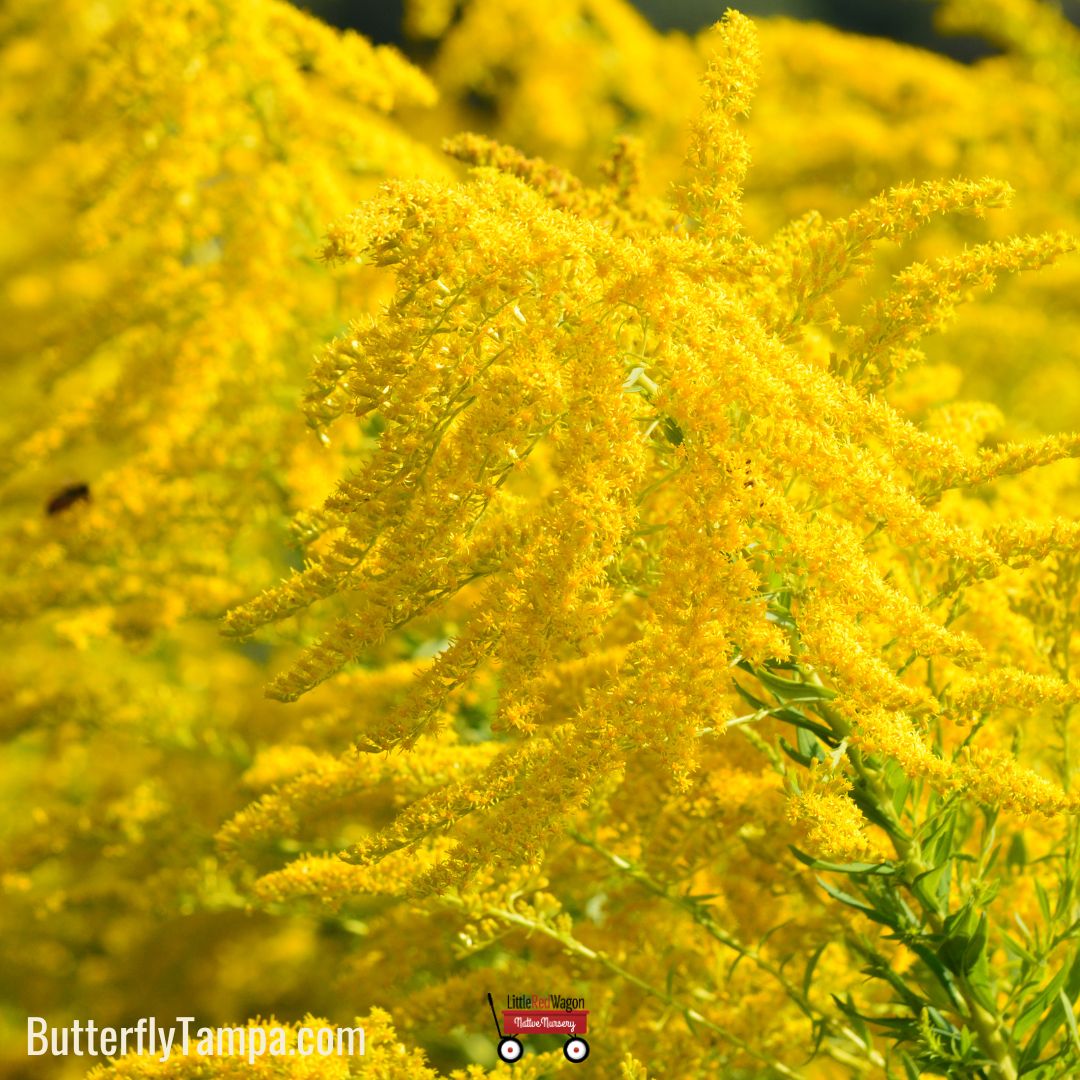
<box><xmin>5</xmin><ymin>0</ymin><xmax>1080</xmax><ymax>1077</ymax></box>
<box><xmin>305</xmin><ymin>0</ymin><xmax>1080</xmax><ymax>60</ymax></box>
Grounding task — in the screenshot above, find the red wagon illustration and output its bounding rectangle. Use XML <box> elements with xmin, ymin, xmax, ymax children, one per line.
<box><xmin>487</xmin><ymin>993</ymin><xmax>590</xmax><ymax>1064</ymax></box>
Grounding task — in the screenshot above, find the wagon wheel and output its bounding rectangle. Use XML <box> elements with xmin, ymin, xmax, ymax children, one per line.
<box><xmin>498</xmin><ymin>1036</ymin><xmax>524</xmax><ymax>1063</ymax></box>
<box><xmin>564</xmin><ymin>1036</ymin><xmax>590</xmax><ymax>1063</ymax></box>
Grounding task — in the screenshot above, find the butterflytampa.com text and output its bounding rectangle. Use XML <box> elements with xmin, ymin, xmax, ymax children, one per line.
<box><xmin>27</xmin><ymin>1016</ymin><xmax>364</xmax><ymax>1064</ymax></box>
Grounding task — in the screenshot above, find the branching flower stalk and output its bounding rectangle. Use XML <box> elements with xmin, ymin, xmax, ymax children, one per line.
<box><xmin>9</xmin><ymin>0</ymin><xmax>1080</xmax><ymax>1077</ymax></box>
<box><xmin>215</xmin><ymin>7</ymin><xmax>1080</xmax><ymax>1074</ymax></box>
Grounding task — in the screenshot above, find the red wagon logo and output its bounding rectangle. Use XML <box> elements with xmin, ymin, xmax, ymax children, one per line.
<box><xmin>487</xmin><ymin>993</ymin><xmax>590</xmax><ymax>1064</ymax></box>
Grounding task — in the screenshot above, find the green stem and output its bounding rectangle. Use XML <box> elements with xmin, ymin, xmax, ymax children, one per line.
<box><xmin>806</xmin><ymin>674</ymin><xmax>1019</xmax><ymax>1079</ymax></box>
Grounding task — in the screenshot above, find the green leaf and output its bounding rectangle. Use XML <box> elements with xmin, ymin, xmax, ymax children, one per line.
<box><xmin>798</xmin><ymin>724</ymin><xmax>824</xmax><ymax>762</ymax></box>
<box><xmin>815</xmin><ymin>875</ymin><xmax>876</xmax><ymax>915</ymax></box>
<box><xmin>764</xmin><ymin>608</ymin><xmax>796</xmax><ymax>630</ymax></box>
<box><xmin>752</xmin><ymin>666</ymin><xmax>838</xmax><ymax>703</ymax></box>
<box><xmin>1059</xmin><ymin>988</ymin><xmax>1080</xmax><ymax>1056</ymax></box>
<box><xmin>682</xmin><ymin>1008</ymin><xmax>702</xmax><ymax>1039</ymax></box>
<box><xmin>789</xmin><ymin>845</ymin><xmax>895</xmax><ymax>876</ymax></box>
<box><xmin>780</xmin><ymin>736</ymin><xmax>818</xmax><ymax>768</ymax></box>
<box><xmin>964</xmin><ymin>912</ymin><xmax>990</xmax><ymax>974</ymax></box>
<box><xmin>964</xmin><ymin>949</ymin><xmax>997</xmax><ymax>1014</ymax></box>
<box><xmin>1035</xmin><ymin>880</ymin><xmax>1052</xmax><ymax>926</ymax></box>
<box><xmin>661</xmin><ymin>416</ymin><xmax>684</xmax><ymax>445</ymax></box>
<box><xmin>1016</xmin><ymin>966</ymin><xmax>1069</xmax><ymax>1057</ymax></box>
<box><xmin>938</xmin><ymin>907</ymin><xmax>987</xmax><ymax>977</ymax></box>
<box><xmin>832</xmin><ymin>994</ymin><xmax>873</xmax><ymax>1046</ymax></box>
<box><xmin>801</xmin><ymin>1016</ymin><xmax>828</xmax><ymax>1066</ymax></box>
<box><xmin>733</xmin><ymin>680</ymin><xmax>839</xmax><ymax>741</ymax></box>
<box><xmin>775</xmin><ymin>708</ymin><xmax>839</xmax><ymax>743</ymax></box>
<box><xmin>982</xmin><ymin>842</ymin><xmax>1002</xmax><ymax>877</ymax></box>
<box><xmin>911</xmin><ymin>862</ymin><xmax>951</xmax><ymax>915</ymax></box>
<box><xmin>733</xmin><ymin>680</ymin><xmax>769</xmax><ymax>712</ymax></box>
<box><xmin>850</xmin><ymin>783</ymin><xmax>901</xmax><ymax>836</ymax></box>
<box><xmin>888</xmin><ymin>764</ymin><xmax>912</xmax><ymax>817</ymax></box>
<box><xmin>1000</xmin><ymin>930</ymin><xmax>1039</xmax><ymax>968</ymax></box>
<box><xmin>906</xmin><ymin>941</ymin><xmax>962</xmax><ymax>1008</ymax></box>
<box><xmin>815</xmin><ymin>877</ymin><xmax>901</xmax><ymax>931</ymax></box>
<box><xmin>920</xmin><ymin>813</ymin><xmax>957</xmax><ymax>870</ymax></box>
<box><xmin>803</xmin><ymin>941</ymin><xmax>828</xmax><ymax>1002</ymax></box>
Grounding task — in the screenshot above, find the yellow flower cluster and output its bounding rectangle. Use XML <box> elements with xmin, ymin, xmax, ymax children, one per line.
<box><xmin>0</xmin><ymin>0</ymin><xmax>449</xmax><ymax>1064</ymax></box>
<box><xmin>230</xmin><ymin>10</ymin><xmax>1076</xmax><ymax>841</ymax></box>
<box><xmin>8</xmin><ymin>0</ymin><xmax>1080</xmax><ymax>1077</ymax></box>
